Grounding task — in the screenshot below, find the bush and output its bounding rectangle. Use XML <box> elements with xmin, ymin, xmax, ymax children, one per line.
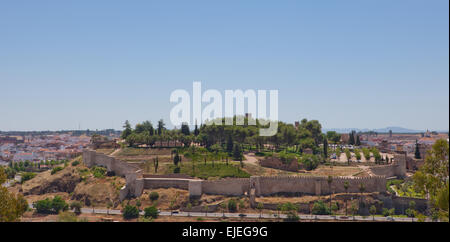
<box><xmin>91</xmin><ymin>166</ymin><xmax>107</xmax><ymax>178</ymax></box>
<box><xmin>299</xmin><ymin>154</ymin><xmax>320</xmax><ymax>171</ymax></box>
<box><xmin>123</xmin><ymin>205</ymin><xmax>139</xmax><ymax>220</ymax></box>
<box><xmin>312</xmin><ymin>200</ymin><xmax>331</xmax><ymax>215</ymax></box>
<box><xmin>51</xmin><ymin>167</ymin><xmax>63</xmax><ymax>175</ymax></box>
<box><xmin>34</xmin><ymin>198</ymin><xmax>53</xmax><ymax>214</ymax></box>
<box><xmin>71</xmin><ymin>160</ymin><xmax>80</xmax><ymax>166</ymax></box>
<box><xmin>149</xmin><ymin>192</ymin><xmax>159</xmax><ymax>201</ymax></box>
<box><xmin>52</xmin><ymin>196</ymin><xmax>69</xmax><ymax>213</ymax></box>
<box><xmin>70</xmin><ymin>201</ymin><xmax>82</xmax><ymax>215</ymax></box>
<box><xmin>227</xmin><ymin>199</ymin><xmax>237</xmax><ymax>212</ymax></box>
<box><xmin>173</xmin><ymin>167</ymin><xmax>180</xmax><ymax>173</ymax></box>
<box><xmin>21</xmin><ymin>172</ymin><xmax>36</xmax><ymax>183</ymax></box>
<box><xmin>34</xmin><ymin>196</ymin><xmax>69</xmax><ymax>214</ymax></box>
<box><xmin>144</xmin><ymin>206</ymin><xmax>159</xmax><ymax>219</ymax></box>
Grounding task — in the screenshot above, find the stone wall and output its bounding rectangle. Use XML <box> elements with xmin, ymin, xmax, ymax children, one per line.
<box><xmin>202</xmin><ymin>178</ymin><xmax>250</xmax><ymax>196</ymax></box>
<box><xmin>251</xmin><ymin>176</ymin><xmax>386</xmax><ymax>196</ymax></box>
<box><xmin>83</xmin><ymin>150</ymin><xmax>389</xmax><ymax>201</ymax></box>
<box><xmin>369</xmin><ymin>153</ymin><xmax>407</xmax><ymax>178</ymax></box>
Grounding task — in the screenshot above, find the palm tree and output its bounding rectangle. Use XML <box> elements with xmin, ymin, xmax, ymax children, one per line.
<box><xmin>343</xmin><ymin>181</ymin><xmax>349</xmax><ymax>216</ymax></box>
<box><xmin>257</xmin><ymin>202</ymin><xmax>264</xmax><ymax>218</ymax></box>
<box><xmin>327</xmin><ymin>176</ymin><xmax>333</xmax><ymax>212</ymax></box>
<box><xmin>186</xmin><ymin>203</ymin><xmax>192</xmax><ymax>217</ymax></box>
<box><xmin>359</xmin><ymin>183</ymin><xmax>365</xmax><ymax>205</ymax></box>
<box><xmin>220</xmin><ymin>203</ymin><xmax>226</xmax><ymax>218</ymax></box>
<box><xmin>204</xmin><ymin>205</ymin><xmax>209</xmax><ymax>217</ymax></box>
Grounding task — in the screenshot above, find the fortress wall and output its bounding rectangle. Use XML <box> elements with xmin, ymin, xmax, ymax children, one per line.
<box><xmin>255</xmin><ymin>176</ymin><xmax>386</xmax><ymax>196</ymax></box>
<box><xmin>369</xmin><ymin>153</ymin><xmax>407</xmax><ymax>178</ymax></box>
<box><xmin>82</xmin><ymin>150</ymin><xmax>388</xmax><ymax>200</ymax></box>
<box><xmin>202</xmin><ymin>178</ymin><xmax>250</xmax><ymax>196</ymax></box>
<box><xmin>143</xmin><ymin>178</ymin><xmax>190</xmax><ymax>190</ymax></box>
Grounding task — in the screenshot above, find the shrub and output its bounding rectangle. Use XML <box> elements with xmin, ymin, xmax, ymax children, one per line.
<box><xmin>34</xmin><ymin>198</ymin><xmax>53</xmax><ymax>214</ymax></box>
<box><xmin>21</xmin><ymin>172</ymin><xmax>36</xmax><ymax>183</ymax></box>
<box><xmin>299</xmin><ymin>154</ymin><xmax>320</xmax><ymax>171</ymax></box>
<box><xmin>91</xmin><ymin>166</ymin><xmax>106</xmax><ymax>178</ymax></box>
<box><xmin>52</xmin><ymin>196</ymin><xmax>69</xmax><ymax>213</ymax></box>
<box><xmin>71</xmin><ymin>160</ymin><xmax>80</xmax><ymax>166</ymax></box>
<box><xmin>173</xmin><ymin>167</ymin><xmax>180</xmax><ymax>173</ymax></box>
<box><xmin>51</xmin><ymin>167</ymin><xmax>63</xmax><ymax>175</ymax></box>
<box><xmin>149</xmin><ymin>192</ymin><xmax>159</xmax><ymax>201</ymax></box>
<box><xmin>312</xmin><ymin>200</ymin><xmax>331</xmax><ymax>215</ymax></box>
<box><xmin>227</xmin><ymin>199</ymin><xmax>237</xmax><ymax>212</ymax></box>
<box><xmin>123</xmin><ymin>205</ymin><xmax>139</xmax><ymax>220</ymax></box>
<box><xmin>70</xmin><ymin>201</ymin><xmax>82</xmax><ymax>215</ymax></box>
<box><xmin>144</xmin><ymin>206</ymin><xmax>159</xmax><ymax>219</ymax></box>
<box><xmin>34</xmin><ymin>196</ymin><xmax>68</xmax><ymax>214</ymax></box>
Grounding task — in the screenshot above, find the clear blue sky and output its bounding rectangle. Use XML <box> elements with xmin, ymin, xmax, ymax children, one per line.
<box><xmin>1</xmin><ymin>0</ymin><xmax>448</xmax><ymax>131</ymax></box>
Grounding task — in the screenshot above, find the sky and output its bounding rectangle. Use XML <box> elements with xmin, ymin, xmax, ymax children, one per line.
<box><xmin>0</xmin><ymin>0</ymin><xmax>448</xmax><ymax>131</ymax></box>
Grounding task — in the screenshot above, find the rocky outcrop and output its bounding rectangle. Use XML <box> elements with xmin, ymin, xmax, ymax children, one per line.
<box><xmin>22</xmin><ymin>167</ymin><xmax>81</xmax><ymax>195</ymax></box>
<box><xmin>71</xmin><ymin>180</ymin><xmax>121</xmax><ymax>207</ymax></box>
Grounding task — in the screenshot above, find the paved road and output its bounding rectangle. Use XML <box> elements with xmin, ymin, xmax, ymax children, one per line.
<box><xmin>75</xmin><ymin>207</ymin><xmax>424</xmax><ymax>222</ymax></box>
<box><xmin>27</xmin><ymin>203</ymin><xmax>427</xmax><ymax>222</ymax></box>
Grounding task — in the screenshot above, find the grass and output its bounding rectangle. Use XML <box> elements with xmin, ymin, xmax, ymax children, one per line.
<box><xmin>168</xmin><ymin>161</ymin><xmax>251</xmax><ymax>179</ymax></box>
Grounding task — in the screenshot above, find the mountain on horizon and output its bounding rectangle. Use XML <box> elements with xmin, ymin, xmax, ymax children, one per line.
<box><xmin>323</xmin><ymin>126</ymin><xmax>430</xmax><ymax>134</ymax></box>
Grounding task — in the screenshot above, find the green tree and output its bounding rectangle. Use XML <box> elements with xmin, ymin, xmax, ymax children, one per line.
<box><xmin>345</xmin><ymin>148</ymin><xmax>351</xmax><ymax>164</ymax></box>
<box><xmin>227</xmin><ymin>199</ymin><xmax>237</xmax><ymax>212</ymax></box>
<box><xmin>123</xmin><ymin>205</ymin><xmax>139</xmax><ymax>220</ymax></box>
<box><xmin>356</xmin><ymin>135</ymin><xmax>361</xmax><ymax>146</ymax></box>
<box><xmin>0</xmin><ymin>167</ymin><xmax>28</xmax><ymax>221</ymax></box>
<box><xmin>121</xmin><ymin>120</ymin><xmax>132</xmax><ymax>140</ymax></box>
<box><xmin>323</xmin><ymin>137</ymin><xmax>329</xmax><ymax>160</ymax></box>
<box><xmin>257</xmin><ymin>202</ymin><xmax>264</xmax><ymax>218</ymax></box>
<box><xmin>149</xmin><ymin>191</ymin><xmax>159</xmax><ymax>202</ymax></box>
<box><xmin>414</xmin><ymin>141</ymin><xmax>421</xmax><ymax>159</ymax></box>
<box><xmin>144</xmin><ymin>206</ymin><xmax>159</xmax><ymax>219</ymax></box>
<box><xmin>70</xmin><ymin>201</ymin><xmax>82</xmax><ymax>215</ymax></box>
<box><xmin>343</xmin><ymin>181</ymin><xmax>349</xmax><ymax>216</ymax></box>
<box><xmin>412</xmin><ymin>139</ymin><xmax>449</xmax><ymax>221</ymax></box>
<box><xmin>369</xmin><ymin>205</ymin><xmax>377</xmax><ymax>220</ymax></box>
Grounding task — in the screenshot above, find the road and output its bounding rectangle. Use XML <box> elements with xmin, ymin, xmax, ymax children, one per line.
<box><xmin>69</xmin><ymin>206</ymin><xmax>424</xmax><ymax>222</ymax></box>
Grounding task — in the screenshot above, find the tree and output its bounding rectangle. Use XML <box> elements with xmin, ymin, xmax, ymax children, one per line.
<box><xmin>312</xmin><ymin>200</ymin><xmax>331</xmax><ymax>215</ymax></box>
<box><xmin>369</xmin><ymin>205</ymin><xmax>377</xmax><ymax>221</ymax></box>
<box><xmin>70</xmin><ymin>201</ymin><xmax>82</xmax><ymax>215</ymax></box>
<box><xmin>228</xmin><ymin>199</ymin><xmax>237</xmax><ymax>212</ymax></box>
<box><xmin>181</xmin><ymin>122</ymin><xmax>190</xmax><ymax>136</ymax></box>
<box><xmin>123</xmin><ymin>205</ymin><xmax>139</xmax><ymax>220</ymax></box>
<box><xmin>186</xmin><ymin>203</ymin><xmax>192</xmax><ymax>216</ymax></box>
<box><xmin>173</xmin><ymin>152</ymin><xmax>181</xmax><ymax>166</ymax></box>
<box><xmin>257</xmin><ymin>202</ymin><xmax>264</xmax><ymax>218</ymax></box>
<box><xmin>157</xmin><ymin>119</ymin><xmax>165</xmax><ymax>135</ymax></box>
<box><xmin>350</xmin><ymin>202</ymin><xmax>359</xmax><ymax>220</ymax></box>
<box><xmin>149</xmin><ymin>191</ymin><xmax>159</xmax><ymax>202</ymax></box>
<box><xmin>0</xmin><ymin>167</ymin><xmax>28</xmax><ymax>222</ymax></box>
<box><xmin>343</xmin><ymin>181</ymin><xmax>349</xmax><ymax>215</ymax></box>
<box><xmin>226</xmin><ymin>135</ymin><xmax>234</xmax><ymax>153</ymax></box>
<box><xmin>345</xmin><ymin>148</ymin><xmax>351</xmax><ymax>164</ymax></box>
<box><xmin>144</xmin><ymin>206</ymin><xmax>159</xmax><ymax>219</ymax></box>
<box><xmin>414</xmin><ymin>141</ymin><xmax>421</xmax><ymax>159</ymax></box>
<box><xmin>153</xmin><ymin>156</ymin><xmax>159</xmax><ymax>173</ymax></box>
<box><xmin>194</xmin><ymin>120</ymin><xmax>199</xmax><ymax>136</ymax></box>
<box><xmin>220</xmin><ymin>202</ymin><xmax>227</xmax><ymax>217</ymax></box>
<box><xmin>359</xmin><ymin>183</ymin><xmax>366</xmax><ymax>205</ymax></box>
<box><xmin>349</xmin><ymin>131</ymin><xmax>355</xmax><ymax>145</ymax></box>
<box><xmin>232</xmin><ymin>143</ymin><xmax>243</xmax><ymax>161</ymax></box>
<box><xmin>326</xmin><ymin>131</ymin><xmax>341</xmax><ymax>144</ymax></box>
<box><xmin>412</xmin><ymin>139</ymin><xmax>449</xmax><ymax>221</ymax></box>
<box><xmin>121</xmin><ymin>120</ymin><xmax>132</xmax><ymax>140</ymax></box>
<box><xmin>323</xmin><ymin>138</ymin><xmax>329</xmax><ymax>160</ymax></box>
<box><xmin>327</xmin><ymin>176</ymin><xmax>333</xmax><ymax>212</ymax></box>
<box><xmin>355</xmin><ymin>135</ymin><xmax>361</xmax><ymax>146</ymax></box>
